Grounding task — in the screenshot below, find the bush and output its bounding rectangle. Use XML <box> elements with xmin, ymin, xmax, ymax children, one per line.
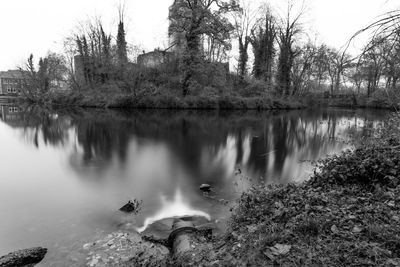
<box><xmin>310</xmin><ymin>113</ymin><xmax>400</xmax><ymax>187</ymax></box>
<box><xmin>368</xmin><ymin>89</ymin><xmax>400</xmax><ymax>109</ymax></box>
<box><xmin>239</xmin><ymin>78</ymin><xmax>270</xmax><ymax>97</ymax></box>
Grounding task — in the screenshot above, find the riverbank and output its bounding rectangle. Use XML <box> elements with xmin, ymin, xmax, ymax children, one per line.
<box><xmin>27</xmin><ymin>90</ymin><xmax>305</xmax><ymax>110</ymax></box>
<box><xmin>306</xmin><ymin>92</ymin><xmax>400</xmax><ymax>110</ymax></box>
<box><xmin>168</xmin><ymin>112</ymin><xmax>400</xmax><ymax>266</ymax></box>
<box><xmin>24</xmin><ymin>88</ymin><xmax>400</xmax><ymax>111</ymax></box>
<box><xmin>73</xmin><ymin>112</ymin><xmax>400</xmax><ymax>266</ymax></box>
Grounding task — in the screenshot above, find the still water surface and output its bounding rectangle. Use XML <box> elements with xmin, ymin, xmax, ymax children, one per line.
<box><xmin>0</xmin><ymin>106</ymin><xmax>389</xmax><ymax>265</ymax></box>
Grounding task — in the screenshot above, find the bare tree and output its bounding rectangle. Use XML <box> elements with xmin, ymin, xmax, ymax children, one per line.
<box><xmin>19</xmin><ymin>53</ymin><xmax>68</xmax><ymax>102</ymax></box>
<box><xmin>75</xmin><ymin>18</ymin><xmax>112</xmax><ymax>86</ymax></box>
<box><xmin>326</xmin><ymin>48</ymin><xmax>351</xmax><ymax>94</ymax></box>
<box><xmin>291</xmin><ymin>42</ymin><xmax>317</xmax><ymax>95</ymax></box>
<box><xmin>313</xmin><ymin>44</ymin><xmax>330</xmax><ymax>88</ymax></box>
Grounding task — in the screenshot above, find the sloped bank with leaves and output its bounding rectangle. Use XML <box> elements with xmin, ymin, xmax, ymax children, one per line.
<box><xmin>170</xmin><ymin>113</ymin><xmax>400</xmax><ymax>266</ymax></box>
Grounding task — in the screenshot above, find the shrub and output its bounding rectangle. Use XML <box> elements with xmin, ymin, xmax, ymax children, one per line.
<box><xmin>310</xmin><ymin>113</ymin><xmax>400</xmax><ymax>187</ymax></box>
<box><xmin>239</xmin><ymin>78</ymin><xmax>270</xmax><ymax>97</ymax></box>
<box><xmin>368</xmin><ymin>89</ymin><xmax>399</xmax><ymax>109</ymax></box>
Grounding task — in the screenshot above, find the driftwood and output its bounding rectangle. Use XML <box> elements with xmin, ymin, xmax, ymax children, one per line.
<box><xmin>0</xmin><ymin>247</ymin><xmax>47</xmax><ymax>267</ymax></box>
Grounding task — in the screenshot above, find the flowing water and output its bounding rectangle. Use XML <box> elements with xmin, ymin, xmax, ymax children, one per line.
<box><xmin>0</xmin><ymin>105</ymin><xmax>389</xmax><ymax>265</ymax></box>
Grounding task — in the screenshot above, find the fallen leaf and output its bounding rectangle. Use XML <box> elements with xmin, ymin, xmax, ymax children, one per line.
<box><xmin>352</xmin><ymin>226</ymin><xmax>363</xmax><ymax>233</ymax></box>
<box><xmin>270</xmin><ymin>244</ymin><xmax>291</xmax><ymax>256</ymax></box>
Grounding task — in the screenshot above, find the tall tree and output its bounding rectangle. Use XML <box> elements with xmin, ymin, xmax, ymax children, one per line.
<box><xmin>232</xmin><ymin>0</ymin><xmax>261</xmax><ymax>78</ymax></box>
<box><xmin>276</xmin><ymin>0</ymin><xmax>305</xmax><ymax>96</ymax></box>
<box><xmin>20</xmin><ymin>53</ymin><xmax>67</xmax><ymax>101</ymax></box>
<box><xmin>117</xmin><ymin>2</ymin><xmax>128</xmax><ymax>67</ymax></box>
<box><xmin>250</xmin><ymin>10</ymin><xmax>276</xmax><ymax>83</ymax></box>
<box><xmin>75</xmin><ymin>19</ymin><xmax>112</xmax><ymax>85</ymax></box>
<box><xmin>169</xmin><ymin>0</ymin><xmax>238</xmax><ymax>96</ymax></box>
<box><xmin>291</xmin><ymin>42</ymin><xmax>317</xmax><ymax>95</ymax></box>
<box><xmin>313</xmin><ymin>44</ymin><xmax>329</xmax><ymax>88</ymax></box>
<box><xmin>326</xmin><ymin>48</ymin><xmax>352</xmax><ymax>94</ymax></box>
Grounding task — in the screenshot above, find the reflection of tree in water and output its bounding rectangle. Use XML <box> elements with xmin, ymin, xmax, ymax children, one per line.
<box><xmin>0</xmin><ymin>105</ymin><xmax>70</xmax><ymax>148</ymax></box>
<box><xmin>73</xmin><ymin>116</ymin><xmax>132</xmax><ymax>164</ymax></box>
<box><xmin>2</xmin><ymin>105</ymin><xmax>388</xmax><ymax>183</ymax></box>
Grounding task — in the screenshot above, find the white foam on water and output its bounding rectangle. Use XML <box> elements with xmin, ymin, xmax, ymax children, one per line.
<box><xmin>136</xmin><ymin>189</ymin><xmax>210</xmax><ymax>233</ymax></box>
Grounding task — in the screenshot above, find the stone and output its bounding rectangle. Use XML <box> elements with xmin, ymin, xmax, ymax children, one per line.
<box><xmin>0</xmin><ymin>247</ymin><xmax>47</xmax><ymax>267</ymax></box>
<box><xmin>199</xmin><ymin>184</ymin><xmax>211</xmax><ymax>192</ymax></box>
<box><xmin>119</xmin><ymin>201</ymin><xmax>138</xmax><ymax>213</ymax></box>
<box><xmin>83</xmin><ymin>243</ymin><xmax>91</xmax><ymax>250</ymax></box>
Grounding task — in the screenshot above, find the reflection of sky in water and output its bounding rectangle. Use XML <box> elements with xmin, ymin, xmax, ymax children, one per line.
<box><xmin>0</xmin><ymin>107</ymin><xmax>389</xmax><ymax>265</ymax></box>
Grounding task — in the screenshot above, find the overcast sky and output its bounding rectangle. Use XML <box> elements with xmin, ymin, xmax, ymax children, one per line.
<box><xmin>0</xmin><ymin>0</ymin><xmax>398</xmax><ymax>70</ymax></box>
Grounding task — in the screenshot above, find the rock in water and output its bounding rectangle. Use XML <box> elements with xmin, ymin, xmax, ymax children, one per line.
<box><xmin>119</xmin><ymin>201</ymin><xmax>137</xmax><ymax>213</ymax></box>
<box><xmin>199</xmin><ymin>184</ymin><xmax>211</xmax><ymax>192</ymax></box>
<box><xmin>0</xmin><ymin>247</ymin><xmax>47</xmax><ymax>267</ymax></box>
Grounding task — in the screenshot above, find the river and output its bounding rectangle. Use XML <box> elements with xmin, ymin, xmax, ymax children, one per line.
<box><xmin>0</xmin><ymin>105</ymin><xmax>389</xmax><ymax>266</ymax></box>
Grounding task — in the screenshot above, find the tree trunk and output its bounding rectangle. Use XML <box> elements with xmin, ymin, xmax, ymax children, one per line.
<box><xmin>238</xmin><ymin>38</ymin><xmax>249</xmax><ymax>78</ymax></box>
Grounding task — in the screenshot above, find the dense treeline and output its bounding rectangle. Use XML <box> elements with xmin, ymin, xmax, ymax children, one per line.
<box><xmin>20</xmin><ymin>0</ymin><xmax>400</xmax><ymax>109</ymax></box>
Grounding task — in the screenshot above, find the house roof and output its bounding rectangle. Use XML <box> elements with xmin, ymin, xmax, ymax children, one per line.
<box><xmin>0</xmin><ymin>70</ymin><xmax>27</xmax><ymax>79</ymax></box>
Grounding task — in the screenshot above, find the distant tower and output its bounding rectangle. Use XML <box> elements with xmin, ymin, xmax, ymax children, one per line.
<box><xmin>168</xmin><ymin>0</ymin><xmax>187</xmax><ymax>56</ymax></box>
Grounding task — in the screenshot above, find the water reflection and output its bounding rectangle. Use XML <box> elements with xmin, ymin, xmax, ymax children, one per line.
<box><xmin>0</xmin><ymin>105</ymin><xmax>387</xmax><ymax>185</ymax></box>
<box><xmin>0</xmin><ymin>104</ymin><xmax>389</xmax><ymax>265</ymax></box>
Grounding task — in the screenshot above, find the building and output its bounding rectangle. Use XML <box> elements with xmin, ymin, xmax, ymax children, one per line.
<box><xmin>137</xmin><ymin>50</ymin><xmax>176</xmax><ymax>69</ymax></box>
<box><xmin>168</xmin><ymin>0</ymin><xmax>187</xmax><ymax>57</ymax></box>
<box><xmin>0</xmin><ymin>105</ymin><xmax>24</xmax><ymax>124</ymax></box>
<box><xmin>135</xmin><ymin>1</ymin><xmax>187</xmax><ymax>69</ymax></box>
<box><xmin>0</xmin><ymin>70</ymin><xmax>26</xmax><ymax>95</ymax></box>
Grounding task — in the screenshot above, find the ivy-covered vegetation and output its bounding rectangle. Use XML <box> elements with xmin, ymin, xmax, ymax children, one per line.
<box><xmin>17</xmin><ymin>1</ymin><xmax>400</xmax><ymax>109</ymax></box>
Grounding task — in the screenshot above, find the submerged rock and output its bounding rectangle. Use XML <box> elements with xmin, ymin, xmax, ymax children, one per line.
<box><xmin>0</xmin><ymin>247</ymin><xmax>47</xmax><ymax>267</ymax></box>
<box><xmin>119</xmin><ymin>200</ymin><xmax>141</xmax><ymax>213</ymax></box>
<box><xmin>199</xmin><ymin>184</ymin><xmax>211</xmax><ymax>192</ymax></box>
